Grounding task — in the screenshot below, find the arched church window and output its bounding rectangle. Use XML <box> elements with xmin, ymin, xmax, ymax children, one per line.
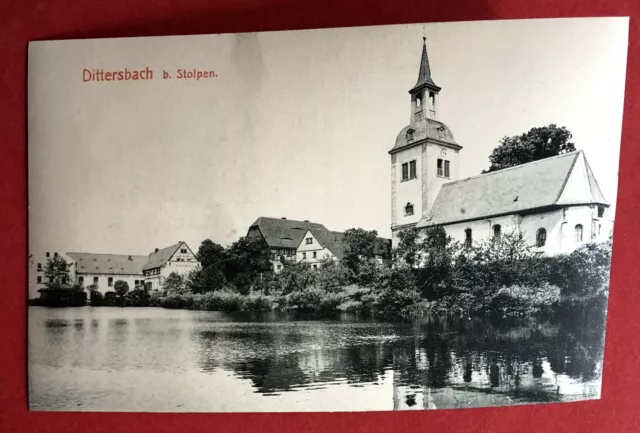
<box><xmin>575</xmin><ymin>224</ymin><xmax>583</xmax><ymax>242</ymax></box>
<box><xmin>536</xmin><ymin>228</ymin><xmax>547</xmax><ymax>247</ymax></box>
<box><xmin>464</xmin><ymin>228</ymin><xmax>472</xmax><ymax>248</ymax></box>
<box><xmin>405</xmin><ymin>202</ymin><xmax>414</xmax><ymax>216</ymax></box>
<box><xmin>493</xmin><ymin>224</ymin><xmax>501</xmax><ymax>240</ymax></box>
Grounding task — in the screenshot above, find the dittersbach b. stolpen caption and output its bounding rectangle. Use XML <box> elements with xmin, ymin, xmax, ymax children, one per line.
<box><xmin>82</xmin><ymin>67</ymin><xmax>217</xmax><ymax>82</ymax></box>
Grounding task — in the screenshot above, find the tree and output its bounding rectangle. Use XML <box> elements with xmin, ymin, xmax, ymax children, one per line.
<box><xmin>224</xmin><ymin>237</ymin><xmax>273</xmax><ymax>293</ymax></box>
<box><xmin>162</xmin><ymin>272</ymin><xmax>186</xmax><ymax>294</ymax></box>
<box><xmin>484</xmin><ymin>124</ymin><xmax>576</xmax><ymax>173</ymax></box>
<box><xmin>44</xmin><ymin>255</ymin><xmax>72</xmax><ymax>289</ymax></box>
<box><xmin>342</xmin><ymin>228</ymin><xmax>379</xmax><ymax>276</ymax></box>
<box><xmin>198</xmin><ymin>239</ymin><xmax>227</xmax><ymax>269</ymax></box>
<box><xmin>394</xmin><ymin>227</ymin><xmax>422</xmax><ymax>268</ymax></box>
<box><xmin>113</xmin><ymin>280</ymin><xmax>130</xmax><ymax>305</ymax></box>
<box><xmin>187</xmin><ymin>239</ymin><xmax>229</xmax><ymax>293</ymax></box>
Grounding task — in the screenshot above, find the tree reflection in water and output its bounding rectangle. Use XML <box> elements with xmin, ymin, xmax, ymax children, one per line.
<box><xmin>191</xmin><ymin>305</ymin><xmax>606</xmax><ymax>409</ymax></box>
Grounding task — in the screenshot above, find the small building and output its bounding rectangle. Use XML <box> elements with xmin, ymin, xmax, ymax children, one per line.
<box><xmin>295</xmin><ymin>229</ymin><xmax>392</xmax><ymax>269</ymax></box>
<box><xmin>142</xmin><ymin>241</ymin><xmax>199</xmax><ymax>290</ymax></box>
<box><xmin>296</xmin><ymin>229</ymin><xmax>345</xmax><ymax>269</ymax></box>
<box><xmin>246</xmin><ymin>217</ymin><xmax>329</xmax><ymax>272</ymax></box>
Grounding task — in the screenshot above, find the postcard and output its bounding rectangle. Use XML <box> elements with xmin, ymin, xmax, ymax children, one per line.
<box><xmin>27</xmin><ymin>17</ymin><xmax>628</xmax><ymax>412</ymax></box>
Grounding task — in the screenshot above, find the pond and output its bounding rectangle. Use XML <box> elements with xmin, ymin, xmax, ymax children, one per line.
<box><xmin>28</xmin><ymin>306</ymin><xmax>606</xmax><ymax>412</ymax></box>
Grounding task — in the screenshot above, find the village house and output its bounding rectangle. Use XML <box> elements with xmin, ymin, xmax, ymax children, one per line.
<box><xmin>246</xmin><ymin>216</ymin><xmax>392</xmax><ymax>272</ymax></box>
<box><xmin>296</xmin><ymin>229</ymin><xmax>392</xmax><ymax>269</ymax></box>
<box><xmin>29</xmin><ymin>241</ymin><xmax>200</xmax><ymax>297</ymax></box>
<box><xmin>390</xmin><ymin>39</ymin><xmax>611</xmax><ymax>254</ymax></box>
<box><xmin>142</xmin><ymin>241</ymin><xmax>199</xmax><ymax>290</ymax></box>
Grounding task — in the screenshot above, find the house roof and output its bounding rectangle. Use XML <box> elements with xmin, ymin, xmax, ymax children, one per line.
<box><xmin>249</xmin><ymin>217</ymin><xmax>328</xmax><ymax>249</ymax></box>
<box><xmin>417</xmin><ymin>151</ymin><xmax>609</xmax><ymax>228</ymax></box>
<box><xmin>310</xmin><ymin>230</ymin><xmax>346</xmax><ymax>259</ymax></box>
<box><xmin>392</xmin><ymin>119</ymin><xmax>459</xmax><ymax>153</ymax></box>
<box><xmin>66</xmin><ymin>252</ymin><xmax>148</xmax><ymax>275</ymax></box>
<box><xmin>142</xmin><ymin>242</ymin><xmax>183</xmax><ymax>271</ymax></box>
<box><xmin>410</xmin><ymin>38</ymin><xmax>440</xmax><ymax>93</ymax></box>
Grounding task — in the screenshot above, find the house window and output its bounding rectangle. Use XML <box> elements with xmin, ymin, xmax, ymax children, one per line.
<box><xmin>401</xmin><ymin>162</ymin><xmax>409</xmax><ymax>181</ymax></box>
<box><xmin>405</xmin><ymin>202</ymin><xmax>414</xmax><ymax>216</ymax></box>
<box><xmin>277</xmin><ymin>264</ymin><xmax>282</xmax><ymax>271</ymax></box>
<box><xmin>536</xmin><ymin>228</ymin><xmax>547</xmax><ymax>247</ymax></box>
<box><xmin>437</xmin><ymin>159</ymin><xmax>443</xmax><ymax>176</ymax></box>
<box><xmin>37</xmin><ymin>276</ymin><xmax>42</xmax><ymax>283</ymax></box>
<box><xmin>302</xmin><ymin>252</ymin><xmax>306</xmax><ymax>260</ymax></box>
<box><xmin>54</xmin><ymin>252</ymin><xmax>58</xmax><ymax>258</ymax></box>
<box><xmin>46</xmin><ymin>252</ymin><xmax>50</xmax><ymax>258</ymax></box>
<box><xmin>306</xmin><ymin>237</ymin><xmax>313</xmax><ymax>244</ymax></box>
<box><xmin>108</xmin><ymin>277</ymin><xmax>113</xmax><ymax>287</ymax></box>
<box><xmin>409</xmin><ymin>160</ymin><xmax>417</xmax><ymax>179</ymax></box>
<box><xmin>444</xmin><ymin>160</ymin><xmax>450</xmax><ymax>178</ymax></box>
<box><xmin>181</xmin><ymin>248</ymin><xmax>187</xmax><ymax>253</ymax></box>
<box><xmin>313</xmin><ymin>264</ymin><xmax>318</xmax><ymax>270</ymax></box>
<box><xmin>465</xmin><ymin>228</ymin><xmax>472</xmax><ymax>248</ymax></box>
<box><xmin>79</xmin><ymin>276</ymin><xmax>84</xmax><ymax>285</ymax></box>
<box><xmin>37</xmin><ymin>263</ymin><xmax>42</xmax><ymax>271</ymax></box>
<box><xmin>493</xmin><ymin>224</ymin><xmax>501</xmax><ymax>240</ymax></box>
<box><xmin>93</xmin><ymin>277</ymin><xmax>99</xmax><ymax>284</ymax></box>
<box><xmin>575</xmin><ymin>224</ymin><xmax>584</xmax><ymax>242</ymax></box>
<box><xmin>313</xmin><ymin>252</ymin><xmax>317</xmax><ymax>259</ymax></box>
<box><xmin>597</xmin><ymin>206</ymin><xmax>605</xmax><ymax>218</ymax></box>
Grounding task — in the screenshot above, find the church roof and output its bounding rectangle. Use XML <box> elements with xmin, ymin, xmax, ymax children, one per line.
<box><xmin>143</xmin><ymin>242</ymin><xmax>184</xmax><ymax>271</ymax></box>
<box><xmin>249</xmin><ymin>217</ymin><xmax>328</xmax><ymax>249</ymax></box>
<box><xmin>67</xmin><ymin>252</ymin><xmax>148</xmax><ymax>275</ymax></box>
<box><xmin>391</xmin><ymin>118</ymin><xmax>459</xmax><ymax>153</ymax></box>
<box><xmin>417</xmin><ymin>151</ymin><xmax>608</xmax><ymax>228</ymax></box>
<box><xmin>410</xmin><ymin>38</ymin><xmax>440</xmax><ymax>93</ymax></box>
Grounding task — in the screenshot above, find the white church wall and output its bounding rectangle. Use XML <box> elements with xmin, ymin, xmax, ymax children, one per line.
<box><xmin>393</xmin><ymin>145</ymin><xmax>424</xmax><ymax>228</ymax></box>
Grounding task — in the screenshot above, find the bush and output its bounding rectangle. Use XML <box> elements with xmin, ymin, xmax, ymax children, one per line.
<box><xmin>126</xmin><ymin>287</ymin><xmax>151</xmax><ymax>307</ymax></box>
<box><xmin>490</xmin><ymin>283</ymin><xmax>561</xmax><ymax>316</ymax></box>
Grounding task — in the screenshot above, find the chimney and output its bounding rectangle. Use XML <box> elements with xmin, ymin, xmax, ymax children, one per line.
<box><xmin>281</xmin><ymin>217</ymin><xmax>287</xmax><ymax>220</ymax></box>
<box><xmin>304</xmin><ymin>220</ymin><xmax>309</xmax><ymax>222</ymax></box>
<box><xmin>154</xmin><ymin>248</ymin><xmax>159</xmax><ymax>253</ymax></box>
<box><xmin>128</xmin><ymin>255</ymin><xmax>133</xmax><ymax>261</ymax></box>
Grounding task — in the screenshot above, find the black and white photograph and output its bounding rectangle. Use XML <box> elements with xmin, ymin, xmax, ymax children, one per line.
<box><xmin>27</xmin><ymin>17</ymin><xmax>627</xmax><ymax>412</ymax></box>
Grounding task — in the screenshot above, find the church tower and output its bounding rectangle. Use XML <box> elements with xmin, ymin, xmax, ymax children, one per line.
<box><xmin>389</xmin><ymin>38</ymin><xmax>463</xmax><ymax>245</ymax></box>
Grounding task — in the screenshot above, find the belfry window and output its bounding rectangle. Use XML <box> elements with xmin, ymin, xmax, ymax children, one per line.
<box><xmin>429</xmin><ymin>92</ymin><xmax>435</xmax><ymax>107</ymax></box>
<box><xmin>465</xmin><ymin>228</ymin><xmax>472</xmax><ymax>248</ymax></box>
<box><xmin>597</xmin><ymin>206</ymin><xmax>605</xmax><ymax>218</ymax></box>
<box><xmin>575</xmin><ymin>224</ymin><xmax>583</xmax><ymax>242</ymax></box>
<box><xmin>409</xmin><ymin>160</ymin><xmax>417</xmax><ymax>179</ymax></box>
<box><xmin>405</xmin><ymin>202</ymin><xmax>414</xmax><ymax>216</ymax></box>
<box><xmin>416</xmin><ymin>95</ymin><xmax>422</xmax><ymax>108</ymax></box>
<box><xmin>536</xmin><ymin>228</ymin><xmax>547</xmax><ymax>247</ymax></box>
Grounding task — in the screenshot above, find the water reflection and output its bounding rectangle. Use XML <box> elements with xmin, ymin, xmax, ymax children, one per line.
<box><xmin>29</xmin><ymin>306</ymin><xmax>606</xmax><ymax>411</ymax></box>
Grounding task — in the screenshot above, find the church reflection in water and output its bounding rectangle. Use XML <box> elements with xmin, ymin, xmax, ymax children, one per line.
<box><xmin>190</xmin><ymin>307</ymin><xmax>605</xmax><ymax>410</ymax></box>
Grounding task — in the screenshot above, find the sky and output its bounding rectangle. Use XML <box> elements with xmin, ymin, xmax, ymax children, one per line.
<box><xmin>28</xmin><ymin>17</ymin><xmax>629</xmax><ymax>257</ymax></box>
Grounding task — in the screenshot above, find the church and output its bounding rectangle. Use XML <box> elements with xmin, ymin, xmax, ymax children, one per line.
<box><xmin>390</xmin><ymin>39</ymin><xmax>611</xmax><ymax>255</ymax></box>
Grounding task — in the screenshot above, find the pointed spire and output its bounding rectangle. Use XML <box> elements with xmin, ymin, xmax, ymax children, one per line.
<box><xmin>410</xmin><ymin>37</ymin><xmax>440</xmax><ymax>93</ymax></box>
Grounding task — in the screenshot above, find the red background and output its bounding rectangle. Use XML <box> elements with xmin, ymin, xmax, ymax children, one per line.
<box><xmin>1</xmin><ymin>1</ymin><xmax>638</xmax><ymax>432</ymax></box>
